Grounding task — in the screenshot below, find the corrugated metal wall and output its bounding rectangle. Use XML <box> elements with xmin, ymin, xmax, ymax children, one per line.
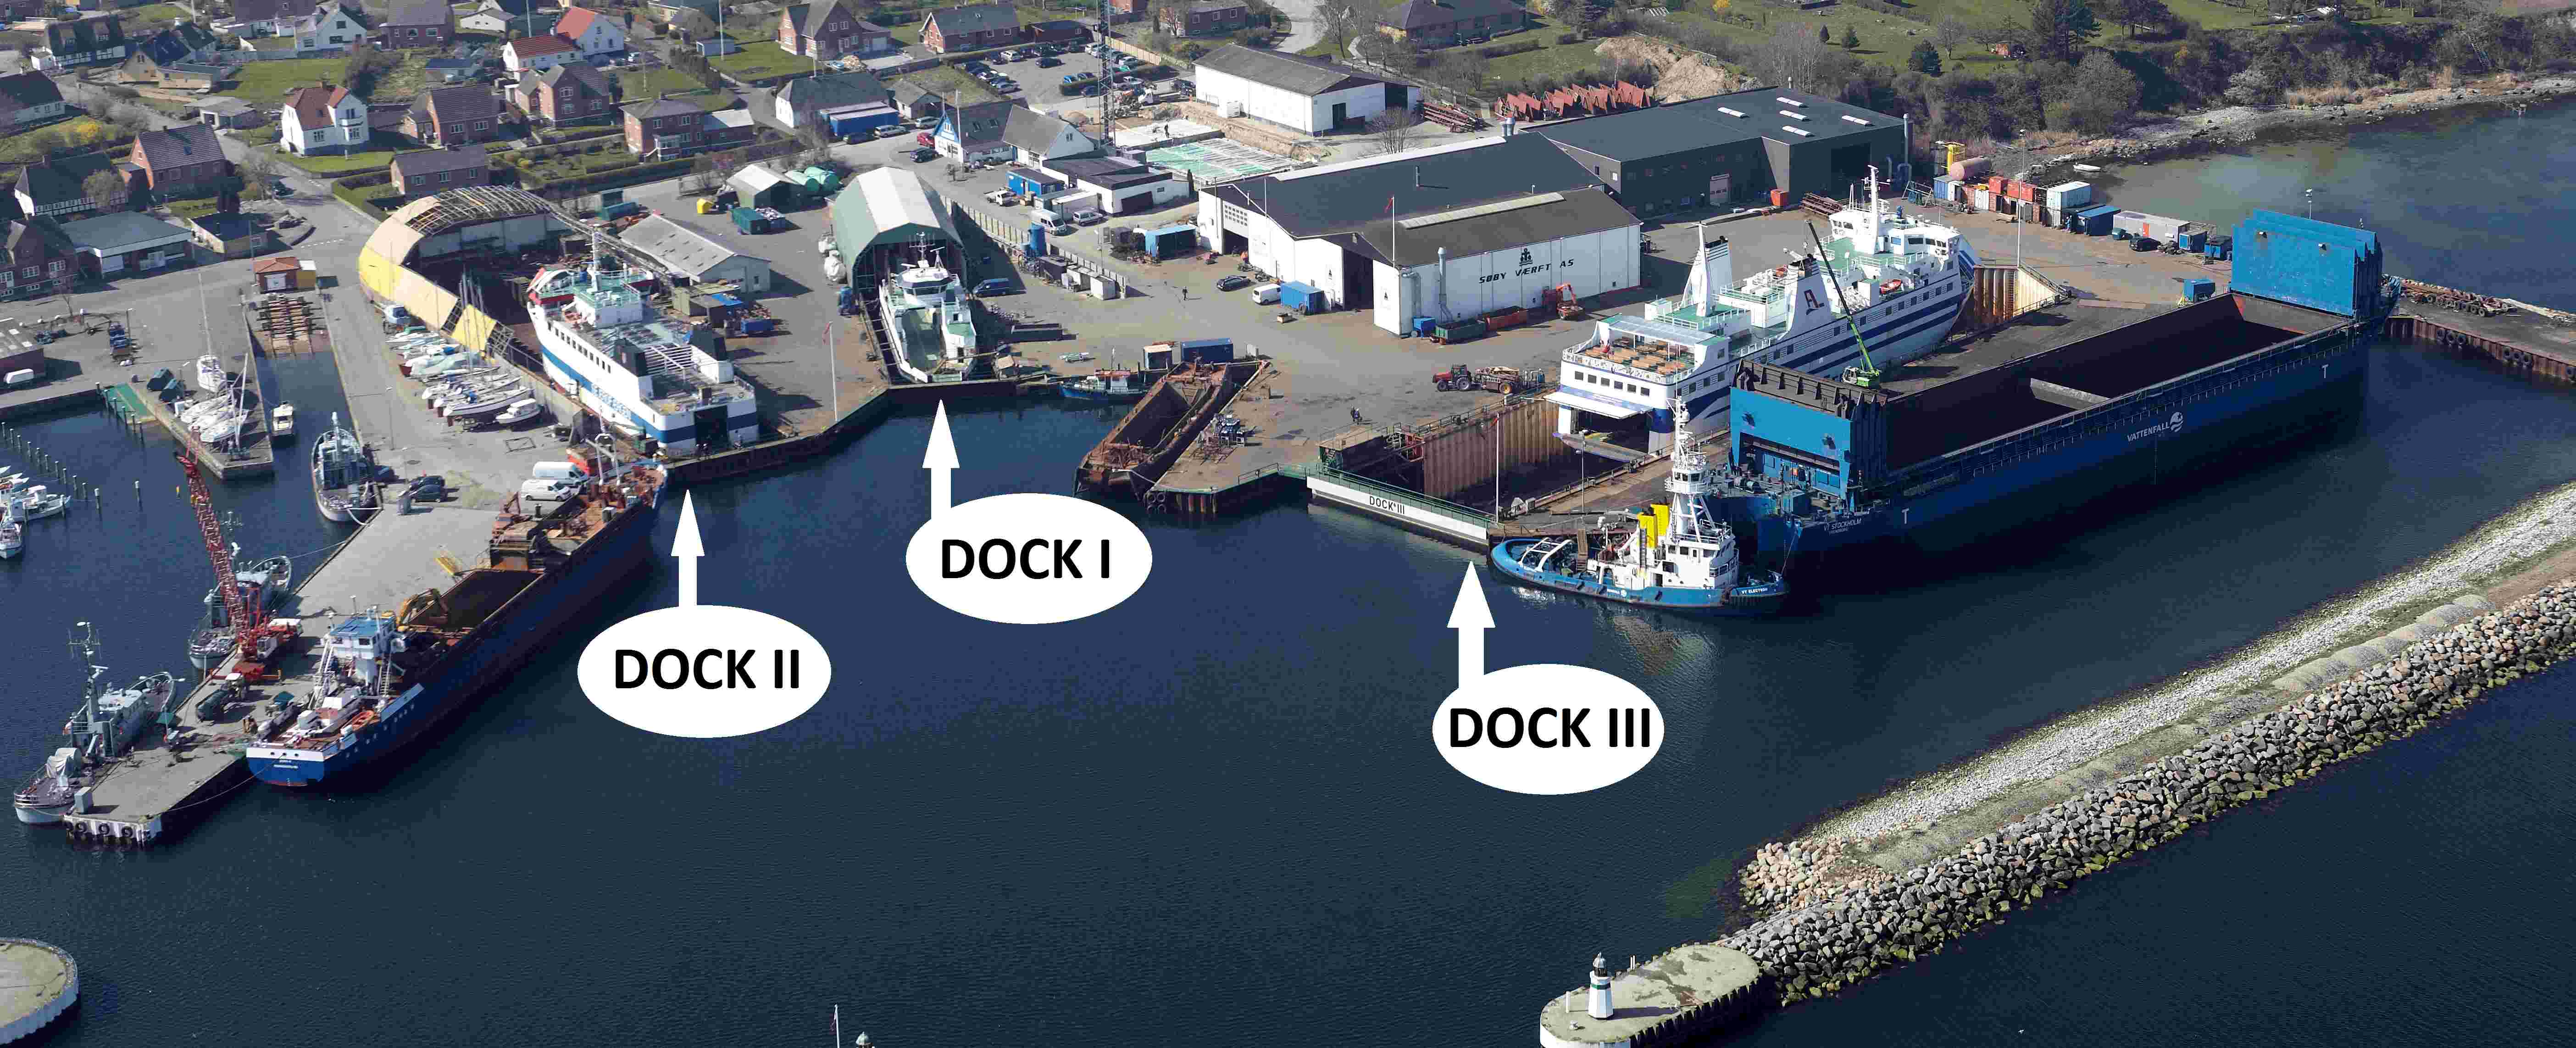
<box><xmin>1417</xmin><ymin>395</ymin><xmax>1570</xmax><ymax>502</ymax></box>
<box><xmin>1959</xmin><ymin>264</ymin><xmax>2060</xmax><ymax>330</ymax></box>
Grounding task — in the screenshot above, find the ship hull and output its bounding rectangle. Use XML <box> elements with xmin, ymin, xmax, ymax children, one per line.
<box><xmin>14</xmin><ymin>800</ymin><xmax>67</xmax><ymax>824</ymax></box>
<box><xmin>245</xmin><ymin>488</ymin><xmax>663</xmax><ymax>787</ymax></box>
<box><xmin>1058</xmin><ymin>386</ymin><xmax>1146</xmax><ymax>402</ymax></box>
<box><xmin>1489</xmin><ymin>539</ymin><xmax>1788</xmax><ymax>616</ymax></box>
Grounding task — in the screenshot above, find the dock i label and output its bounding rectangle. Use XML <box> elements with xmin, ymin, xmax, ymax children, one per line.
<box><xmin>905</xmin><ymin>404</ymin><xmax>1154</xmax><ymax>624</ymax></box>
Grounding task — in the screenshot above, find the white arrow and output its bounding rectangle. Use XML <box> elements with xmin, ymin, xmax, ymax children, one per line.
<box><xmin>1449</xmin><ymin>564</ymin><xmax>1493</xmax><ymax>689</ymax></box>
<box><xmin>924</xmin><ymin>401</ymin><xmax>959</xmax><ymax>517</ymax></box>
<box><xmin>672</xmin><ymin>491</ymin><xmax>705</xmax><ymax>608</ymax></box>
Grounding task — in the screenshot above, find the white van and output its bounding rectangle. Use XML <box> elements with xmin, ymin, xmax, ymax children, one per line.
<box><xmin>520</xmin><ymin>478</ymin><xmax>581</xmax><ymax>502</ymax></box>
<box><xmin>529</xmin><ymin>461</ymin><xmax>581</xmax><ymax>481</ymax></box>
<box><xmin>1249</xmin><ymin>282</ymin><xmax>1282</xmax><ymax>304</ymax></box>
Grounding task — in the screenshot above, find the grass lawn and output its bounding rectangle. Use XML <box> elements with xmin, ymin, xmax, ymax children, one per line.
<box><xmin>122</xmin><ymin>2</ymin><xmax>191</xmax><ymax>25</ymax></box>
<box><xmin>374</xmin><ymin>53</ymin><xmax>434</xmax><ymax>101</ymax></box>
<box><xmin>709</xmin><ymin>40</ymin><xmax>806</xmax><ymax>80</ymax></box>
<box><xmin>618</xmin><ymin>67</ymin><xmax>735</xmax><ymax>110</ymax></box>
<box><xmin>165</xmin><ymin>196</ymin><xmax>225</xmax><ymax>221</ymax></box>
<box><xmin>225</xmin><ymin>57</ymin><xmax>351</xmax><ymax>103</ymax></box>
<box><xmin>273</xmin><ymin>146</ymin><xmax>410</xmax><ymax>176</ymax></box>
<box><xmin>893</xmin><ymin>65</ymin><xmax>1002</xmax><ymax>105</ymax></box>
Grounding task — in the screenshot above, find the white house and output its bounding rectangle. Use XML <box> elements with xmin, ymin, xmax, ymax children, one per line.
<box><xmin>291</xmin><ymin>2</ymin><xmax>367</xmax><ymax>51</ymax></box>
<box><xmin>502</xmin><ymin>33</ymin><xmax>581</xmax><ymax>74</ymax></box>
<box><xmin>1191</xmin><ymin>45</ymin><xmax>1413</xmax><ymax>136</ymax></box>
<box><xmin>552</xmin><ymin>6</ymin><xmax>627</xmax><ymax>59</ymax></box>
<box><xmin>999</xmin><ymin>106</ymin><xmax>1094</xmax><ymax>165</ymax></box>
<box><xmin>459</xmin><ymin>5</ymin><xmax>512</xmax><ymax>35</ymax></box>
<box><xmin>279</xmin><ymin>84</ymin><xmax>369</xmax><ymax>155</ymax></box>
<box><xmin>1034</xmin><ymin>157</ymin><xmax>1185</xmax><ymax>216</ymax></box>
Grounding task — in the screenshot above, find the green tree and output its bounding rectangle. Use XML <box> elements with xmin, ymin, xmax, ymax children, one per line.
<box><xmin>1843</xmin><ymin>25</ymin><xmax>1859</xmax><ymax>48</ymax></box>
<box><xmin>2055</xmin><ymin>51</ymin><xmax>2141</xmax><ymax>133</ymax></box>
<box><xmin>1911</xmin><ymin>40</ymin><xmax>1943</xmax><ymax>74</ymax></box>
<box><xmin>2097</xmin><ymin>0</ymin><xmax>2172</xmax><ymax>38</ymax></box>
<box><xmin>2028</xmin><ymin>0</ymin><xmax>2097</xmax><ymax>61</ymax></box>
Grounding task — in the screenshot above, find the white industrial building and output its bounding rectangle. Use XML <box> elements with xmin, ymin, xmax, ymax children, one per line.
<box><xmin>1033</xmin><ymin>157</ymin><xmax>1186</xmax><ymax>216</ymax></box>
<box><xmin>1191</xmin><ymin>45</ymin><xmax>1414</xmax><ymax>135</ymax></box>
<box><xmin>619</xmin><ymin>214</ymin><xmax>773</xmax><ymax>293</ymax></box>
<box><xmin>1196</xmin><ymin>134</ymin><xmax>1640</xmax><ymax>334</ymax></box>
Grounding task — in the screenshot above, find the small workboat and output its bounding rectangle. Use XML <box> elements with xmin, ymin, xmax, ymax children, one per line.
<box><xmin>272</xmin><ymin>403</ymin><xmax>296</xmax><ymax>439</ymax></box>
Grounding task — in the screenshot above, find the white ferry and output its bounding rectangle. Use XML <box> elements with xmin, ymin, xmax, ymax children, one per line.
<box><xmin>1550</xmin><ymin>172</ymin><xmax>1976</xmax><ymax>461</ymax></box>
<box><xmin>528</xmin><ymin>248</ymin><xmax>759</xmax><ymax>454</ymax></box>
<box><xmin>880</xmin><ymin>244</ymin><xmax>979</xmax><ymax>385</ymax></box>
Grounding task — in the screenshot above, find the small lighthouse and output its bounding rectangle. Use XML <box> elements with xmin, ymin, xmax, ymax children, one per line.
<box><xmin>1586</xmin><ymin>953</ymin><xmax>1614</xmax><ymax>1019</ymax></box>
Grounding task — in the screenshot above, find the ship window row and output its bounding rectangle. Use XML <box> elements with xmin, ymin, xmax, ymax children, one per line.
<box><xmin>1572</xmin><ymin>370</ymin><xmax>1657</xmax><ymax>396</ymax></box>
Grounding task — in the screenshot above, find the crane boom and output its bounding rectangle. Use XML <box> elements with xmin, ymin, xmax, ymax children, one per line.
<box><xmin>1805</xmin><ymin>221</ymin><xmax>1880</xmax><ymax>387</ymax></box>
<box><xmin>177</xmin><ymin>448</ymin><xmax>254</xmax><ymax>659</ymax></box>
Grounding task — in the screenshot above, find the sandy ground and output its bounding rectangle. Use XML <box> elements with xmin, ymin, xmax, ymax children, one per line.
<box><xmin>1787</xmin><ymin>471</ymin><xmax>2576</xmax><ymax>876</ymax></box>
<box><xmin>1989</xmin><ymin>73</ymin><xmax>2576</xmax><ymax>178</ymax></box>
<box><xmin>1594</xmin><ymin>37</ymin><xmax>1747</xmax><ymax>102</ymax></box>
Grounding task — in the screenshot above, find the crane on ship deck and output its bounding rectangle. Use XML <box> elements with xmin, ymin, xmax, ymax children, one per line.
<box><xmin>178</xmin><ymin>448</ymin><xmax>292</xmax><ymax>675</ymax></box>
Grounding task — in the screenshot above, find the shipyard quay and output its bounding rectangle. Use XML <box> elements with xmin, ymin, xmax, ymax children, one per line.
<box><xmin>6</xmin><ymin>47</ymin><xmax>2576</xmax><ymax>1048</ymax></box>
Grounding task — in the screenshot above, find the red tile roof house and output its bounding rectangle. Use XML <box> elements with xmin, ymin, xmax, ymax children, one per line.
<box><xmin>129</xmin><ymin>123</ymin><xmax>232</xmax><ymax>197</ymax></box>
<box><xmin>0</xmin><ymin>219</ymin><xmax>79</xmax><ymax>299</ymax></box>
<box><xmin>622</xmin><ymin>97</ymin><xmax>754</xmax><ymax>158</ymax></box>
<box><xmin>511</xmin><ymin>62</ymin><xmax>614</xmax><ymax>126</ymax></box>
<box><xmin>501</xmin><ymin>32</ymin><xmax>580</xmax><ymax>75</ymax></box>
<box><xmin>1159</xmin><ymin>0</ymin><xmax>1247</xmax><ymax>37</ymax></box>
<box><xmin>380</xmin><ymin>0</ymin><xmax>453</xmax><ymax>49</ymax></box>
<box><xmin>777</xmin><ymin>0</ymin><xmax>889</xmax><ymax>61</ymax></box>
<box><xmin>921</xmin><ymin>4</ymin><xmax>1021</xmax><ymax>54</ymax></box>
<box><xmin>402</xmin><ymin>86</ymin><xmax>504</xmax><ymax>146</ymax></box>
<box><xmin>553</xmin><ymin>6</ymin><xmax>628</xmax><ymax>60</ymax></box>
<box><xmin>389</xmin><ymin>145</ymin><xmax>492</xmax><ymax>196</ymax></box>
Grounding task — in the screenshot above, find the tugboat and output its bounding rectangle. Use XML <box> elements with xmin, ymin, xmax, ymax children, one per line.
<box><xmin>1490</xmin><ymin>407</ymin><xmax>1787</xmax><ymax>616</ymax></box>
<box><xmin>311</xmin><ymin>413</ymin><xmax>380</xmax><ymax>524</ymax></box>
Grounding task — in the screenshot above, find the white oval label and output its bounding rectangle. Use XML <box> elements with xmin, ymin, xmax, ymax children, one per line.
<box><xmin>904</xmin><ymin>492</ymin><xmax>1153</xmax><ymax>624</ymax></box>
<box><xmin>577</xmin><ymin>604</ymin><xmax>833</xmax><ymax>738</ymax></box>
<box><xmin>1433</xmin><ymin>663</ymin><xmax>1662</xmax><ymax>795</ymax></box>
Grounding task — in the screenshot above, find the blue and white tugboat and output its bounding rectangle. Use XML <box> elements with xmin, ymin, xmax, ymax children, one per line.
<box><xmin>1491</xmin><ymin>407</ymin><xmax>1787</xmax><ymax>616</ymax></box>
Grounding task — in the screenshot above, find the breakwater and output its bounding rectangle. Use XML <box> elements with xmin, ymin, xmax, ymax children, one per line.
<box><xmin>1719</xmin><ymin>581</ymin><xmax>2576</xmax><ymax>1007</ymax></box>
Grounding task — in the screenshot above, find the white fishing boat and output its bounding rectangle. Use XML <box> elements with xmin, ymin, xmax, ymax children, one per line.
<box><xmin>11</xmin><ymin>489</ymin><xmax>68</xmax><ymax>519</ymax></box>
<box><xmin>442</xmin><ymin>385</ymin><xmax>528</xmax><ymax>418</ymax></box>
<box><xmin>311</xmin><ymin>413</ymin><xmax>379</xmax><ymax>524</ymax></box>
<box><xmin>194</xmin><ymin>353</ymin><xmax>226</xmax><ymax>392</ymax></box>
<box><xmin>491</xmin><ymin>398</ymin><xmax>545</xmax><ymax>426</ymax></box>
<box><xmin>0</xmin><ymin>502</ymin><xmax>22</xmax><ymax>559</ymax></box>
<box><xmin>272</xmin><ymin>403</ymin><xmax>296</xmax><ymax>439</ymax></box>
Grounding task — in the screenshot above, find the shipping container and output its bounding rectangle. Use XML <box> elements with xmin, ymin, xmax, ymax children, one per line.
<box><xmin>2180</xmin><ymin>278</ymin><xmax>2216</xmax><ymax>303</ymax></box>
<box><xmin>1280</xmin><ymin>281</ymin><xmax>1325</xmax><ymax>314</ymax></box>
<box><xmin>2006</xmin><ymin>180</ymin><xmax>2037</xmax><ymax>203</ymax></box>
<box><xmin>2044</xmin><ymin>181</ymin><xmax>2094</xmax><ymax>209</ymax></box>
<box><xmin>2111</xmin><ymin>210</ymin><xmax>2152</xmax><ymax>238</ymax></box>
<box><xmin>2176</xmin><ymin>228</ymin><xmax>2207</xmax><ymax>252</ymax></box>
<box><xmin>1932</xmin><ymin>176</ymin><xmax>1955</xmax><ymax>203</ymax></box>
<box><xmin>1433</xmin><ymin>319</ymin><xmax>1487</xmax><ymax>342</ymax></box>
<box><xmin>730</xmin><ymin>207</ymin><xmax>770</xmax><ymax>234</ymax></box>
<box><xmin>1971</xmin><ymin>187</ymin><xmax>1993</xmax><ymax>211</ymax></box>
<box><xmin>2075</xmin><ymin>204</ymin><xmax>2120</xmax><ymax>235</ymax></box>
<box><xmin>1986</xmin><ymin>175</ymin><xmax>2007</xmax><ymax>195</ymax></box>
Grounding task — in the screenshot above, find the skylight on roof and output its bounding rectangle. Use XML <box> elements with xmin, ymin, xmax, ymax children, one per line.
<box><xmin>1715</xmin><ymin>106</ymin><xmax>1746</xmax><ymax>117</ymax></box>
<box><xmin>1776</xmin><ymin>96</ymin><xmax>1804</xmax><ymax>106</ymax></box>
<box><xmin>1780</xmin><ymin>125</ymin><xmax>1811</xmax><ymax>137</ymax></box>
<box><xmin>1779</xmin><ymin>110</ymin><xmax>1808</xmax><ymax>121</ymax></box>
<box><xmin>1841</xmin><ymin>115</ymin><xmax>1871</xmax><ymax>125</ymax></box>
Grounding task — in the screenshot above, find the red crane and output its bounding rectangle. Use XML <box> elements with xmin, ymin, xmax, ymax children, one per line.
<box><xmin>178</xmin><ymin>448</ymin><xmax>255</xmax><ymax>660</ymax></box>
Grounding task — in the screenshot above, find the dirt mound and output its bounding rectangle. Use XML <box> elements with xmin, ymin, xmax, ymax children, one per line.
<box><xmin>1593</xmin><ymin>36</ymin><xmax>1745</xmax><ymax>103</ymax></box>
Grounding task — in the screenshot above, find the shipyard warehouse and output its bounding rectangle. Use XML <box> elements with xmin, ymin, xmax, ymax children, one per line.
<box><xmin>1195</xmin><ymin>134</ymin><xmax>1643</xmax><ymax>334</ymax></box>
<box><xmin>1530</xmin><ymin>88</ymin><xmax>1910</xmax><ymax>215</ymax></box>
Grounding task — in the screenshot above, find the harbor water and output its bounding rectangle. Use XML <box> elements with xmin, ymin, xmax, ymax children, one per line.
<box><xmin>7</xmin><ymin>108</ymin><xmax>2576</xmax><ymax>1045</ymax></box>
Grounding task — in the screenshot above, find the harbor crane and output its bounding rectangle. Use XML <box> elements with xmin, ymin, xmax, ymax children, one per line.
<box><xmin>177</xmin><ymin>448</ymin><xmax>292</xmax><ymax>674</ymax></box>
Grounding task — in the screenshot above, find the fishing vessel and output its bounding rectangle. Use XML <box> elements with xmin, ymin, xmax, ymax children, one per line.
<box><xmin>1549</xmin><ymin>170</ymin><xmax>1975</xmax><ymax>461</ymax></box>
<box><xmin>14</xmin><ymin>628</ymin><xmax>177</xmax><ymax>825</ymax></box>
<box><xmin>311</xmin><ymin>413</ymin><xmax>380</xmax><ymax>524</ymax></box>
<box><xmin>0</xmin><ymin>502</ymin><xmax>20</xmax><ymax>559</ymax></box>
<box><xmin>186</xmin><ymin>553</ymin><xmax>291</xmax><ymax>670</ymax></box>
<box><xmin>194</xmin><ymin>353</ymin><xmax>226</xmax><ymax>393</ymax></box>
<box><xmin>1492</xmin><ymin>407</ymin><xmax>1787</xmax><ymax>615</ymax></box>
<box><xmin>528</xmin><ymin>244</ymin><xmax>759</xmax><ymax>454</ymax></box>
<box><xmin>245</xmin><ymin>446</ymin><xmax>668</xmax><ymax>786</ymax></box>
<box><xmin>880</xmin><ymin>241</ymin><xmax>980</xmax><ymax>385</ymax></box>
<box><xmin>1059</xmin><ymin>368</ymin><xmax>1150</xmax><ymax>402</ymax></box>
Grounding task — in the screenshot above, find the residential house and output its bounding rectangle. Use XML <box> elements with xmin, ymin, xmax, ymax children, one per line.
<box><xmin>389</xmin><ymin>145</ymin><xmax>493</xmax><ymax>196</ymax></box>
<box><xmin>934</xmin><ymin>99</ymin><xmax>1013</xmax><ymax>162</ymax></box>
<box><xmin>502</xmin><ymin>33</ymin><xmax>580</xmax><ymax>74</ymax></box>
<box><xmin>11</xmin><ymin>155</ymin><xmax>129</xmax><ymax>220</ymax></box>
<box><xmin>512</xmin><ymin>62</ymin><xmax>612</xmax><ymax>124</ymax></box>
<box><xmin>771</xmin><ymin>70</ymin><xmax>889</xmax><ymax>131</ymax></box>
<box><xmin>133</xmin><ymin>56</ymin><xmax>226</xmax><ymax>89</ymax></box>
<box><xmin>1159</xmin><ymin>0</ymin><xmax>1248</xmax><ymax>38</ymax></box>
<box><xmin>622</xmin><ymin>97</ymin><xmax>755</xmax><ymax>158</ymax></box>
<box><xmin>279</xmin><ymin>84</ymin><xmax>369</xmax><ymax>155</ymax></box>
<box><xmin>0</xmin><ymin>72</ymin><xmax>67</xmax><ymax>129</ymax></box>
<box><xmin>128</xmin><ymin>123</ymin><xmax>232</xmax><ymax>195</ymax></box>
<box><xmin>402</xmin><ymin>85</ymin><xmax>503</xmax><ymax>146</ymax></box>
<box><xmin>425</xmin><ymin>57</ymin><xmax>479</xmax><ymax>83</ymax></box>
<box><xmin>890</xmin><ymin>80</ymin><xmax>951</xmax><ymax>121</ymax></box>
<box><xmin>57</xmin><ymin>212</ymin><xmax>194</xmax><ymax>279</ymax></box>
<box><xmin>290</xmin><ymin>2</ymin><xmax>367</xmax><ymax>51</ymax></box>
<box><xmin>458</xmin><ymin>6</ymin><xmax>512</xmax><ymax>35</ymax></box>
<box><xmin>222</xmin><ymin>0</ymin><xmax>326</xmax><ymax>38</ymax></box>
<box><xmin>1376</xmin><ymin>0</ymin><xmax>1525</xmax><ymax>47</ymax></box>
<box><xmin>999</xmin><ymin>106</ymin><xmax>1093</xmax><ymax>165</ymax></box>
<box><xmin>37</xmin><ymin>12</ymin><xmax>127</xmax><ymax>69</ymax></box>
<box><xmin>646</xmin><ymin>0</ymin><xmax>719</xmax><ymax>25</ymax></box>
<box><xmin>921</xmin><ymin>4</ymin><xmax>1019</xmax><ymax>53</ymax></box>
<box><xmin>191</xmin><ymin>213</ymin><xmax>273</xmax><ymax>259</ymax></box>
<box><xmin>1105</xmin><ymin>0</ymin><xmax>1147</xmax><ymax>24</ymax></box>
<box><xmin>777</xmin><ymin>0</ymin><xmax>888</xmax><ymax>61</ymax></box>
<box><xmin>0</xmin><ymin>219</ymin><xmax>80</xmax><ymax>298</ymax></box>
<box><xmin>553</xmin><ymin>6</ymin><xmax>627</xmax><ymax>59</ymax></box>
<box><xmin>123</xmin><ymin>22</ymin><xmax>217</xmax><ymax>78</ymax></box>
<box><xmin>382</xmin><ymin>0</ymin><xmax>453</xmax><ymax>49</ymax></box>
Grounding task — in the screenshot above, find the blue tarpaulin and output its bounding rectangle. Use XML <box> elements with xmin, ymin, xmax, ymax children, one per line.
<box><xmin>705</xmin><ymin>292</ymin><xmax>745</xmax><ymax>307</ymax></box>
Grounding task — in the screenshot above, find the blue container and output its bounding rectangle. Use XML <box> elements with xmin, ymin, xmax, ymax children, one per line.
<box><xmin>2204</xmin><ymin>239</ymin><xmax>2232</xmax><ymax>262</ymax></box>
<box><xmin>1172</xmin><ymin>338</ymin><xmax>1233</xmax><ymax>364</ymax></box>
<box><xmin>1007</xmin><ymin>170</ymin><xmax>1064</xmax><ymax>196</ymax></box>
<box><xmin>2074</xmin><ymin>204</ymin><xmax>2120</xmax><ymax>236</ymax></box>
<box><xmin>2180</xmin><ymin>278</ymin><xmax>2215</xmax><ymax>303</ymax></box>
<box><xmin>740</xmin><ymin>318</ymin><xmax>777</xmax><ymax>335</ymax></box>
<box><xmin>1027</xmin><ymin>223</ymin><xmax>1048</xmax><ymax>257</ymax></box>
<box><xmin>1280</xmin><ymin>281</ymin><xmax>1323</xmax><ymax>314</ymax></box>
<box><xmin>600</xmin><ymin>201</ymin><xmax>643</xmax><ymax>221</ymax></box>
<box><xmin>1410</xmin><ymin>316</ymin><xmax>1436</xmax><ymax>337</ymax></box>
<box><xmin>1932</xmin><ymin>177</ymin><xmax>1955</xmax><ymax>203</ymax></box>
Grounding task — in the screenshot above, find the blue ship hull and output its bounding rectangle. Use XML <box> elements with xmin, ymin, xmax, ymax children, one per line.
<box><xmin>1489</xmin><ymin>539</ymin><xmax>1789</xmax><ymax>616</ymax></box>
<box><xmin>246</xmin><ymin>490</ymin><xmax>663</xmax><ymax>787</ymax></box>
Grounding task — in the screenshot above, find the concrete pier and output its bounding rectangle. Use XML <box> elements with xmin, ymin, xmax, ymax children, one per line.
<box><xmin>0</xmin><ymin>939</ymin><xmax>78</xmax><ymax>1044</ymax></box>
<box><xmin>1536</xmin><ymin>945</ymin><xmax>1767</xmax><ymax>1048</ymax></box>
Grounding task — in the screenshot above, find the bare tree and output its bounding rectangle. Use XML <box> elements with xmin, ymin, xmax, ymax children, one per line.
<box><xmin>81</xmin><ymin>167</ymin><xmax>131</xmax><ymax>212</ymax></box>
<box><xmin>1316</xmin><ymin>2</ymin><xmax>1357</xmax><ymax>56</ymax></box>
<box><xmin>1760</xmin><ymin>22</ymin><xmax>1831</xmax><ymax>89</ymax></box>
<box><xmin>1362</xmin><ymin>108</ymin><xmax>1422</xmax><ymax>155</ymax></box>
<box><xmin>236</xmin><ymin>153</ymin><xmax>279</xmax><ymax>201</ymax></box>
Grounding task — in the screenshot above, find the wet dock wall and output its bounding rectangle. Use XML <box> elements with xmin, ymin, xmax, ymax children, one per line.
<box><xmin>1720</xmin><ymin>584</ymin><xmax>2576</xmax><ymax>1008</ymax></box>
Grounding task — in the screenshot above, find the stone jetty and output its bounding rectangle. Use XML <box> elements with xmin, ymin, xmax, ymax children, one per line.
<box><xmin>1722</xmin><ymin>582</ymin><xmax>2576</xmax><ymax>1007</ymax></box>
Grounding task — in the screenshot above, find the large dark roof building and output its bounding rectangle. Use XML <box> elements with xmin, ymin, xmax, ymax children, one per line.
<box><xmin>1207</xmin><ymin>133</ymin><xmax>1602</xmax><ymax>243</ymax></box>
<box><xmin>1527</xmin><ymin>86</ymin><xmax>1906</xmax><ymax>214</ymax></box>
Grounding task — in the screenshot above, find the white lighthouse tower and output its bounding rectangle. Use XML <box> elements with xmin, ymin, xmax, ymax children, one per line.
<box><xmin>1586</xmin><ymin>953</ymin><xmax>1614</xmax><ymax>1019</ymax></box>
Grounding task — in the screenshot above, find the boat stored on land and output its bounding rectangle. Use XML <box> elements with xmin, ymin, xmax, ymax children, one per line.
<box><xmin>882</xmin><ymin>242</ymin><xmax>981</xmax><ymax>385</ymax></box>
<box><xmin>194</xmin><ymin>354</ymin><xmax>226</xmax><ymax>393</ymax></box>
<box><xmin>529</xmin><ymin>246</ymin><xmax>759</xmax><ymax>455</ymax></box>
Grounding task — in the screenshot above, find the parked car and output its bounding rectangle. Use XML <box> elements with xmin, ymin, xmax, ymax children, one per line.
<box><xmin>973</xmin><ymin>278</ymin><xmax>1013</xmax><ymax>295</ymax></box>
<box><xmin>910</xmin><ymin>146</ymin><xmax>937</xmax><ymax>162</ymax></box>
<box><xmin>872</xmin><ymin>123</ymin><xmax>907</xmax><ymax>138</ymax></box>
<box><xmin>910</xmin><ymin>115</ymin><xmax>938</xmax><ymax>128</ymax></box>
<box><xmin>965</xmin><ymin>61</ymin><xmax>989</xmax><ymax>72</ymax></box>
<box><xmin>1036</xmin><ymin>55</ymin><xmax>1061</xmax><ymax>67</ymax></box>
<box><xmin>1216</xmin><ymin>275</ymin><xmax>1250</xmax><ymax>292</ymax></box>
<box><xmin>2129</xmin><ymin>237</ymin><xmax>2158</xmax><ymax>252</ymax></box>
<box><xmin>985</xmin><ymin>188</ymin><xmax>1016</xmax><ymax>205</ymax></box>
